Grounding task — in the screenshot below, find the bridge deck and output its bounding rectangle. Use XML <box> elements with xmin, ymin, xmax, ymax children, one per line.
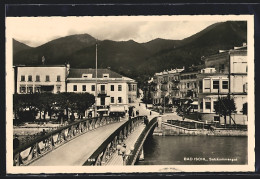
<box><xmin>106</xmin><ymin>124</ymin><xmax>145</xmax><ymax>165</ymax></box>
<box><xmin>30</xmin><ymin>120</ymin><xmax>127</xmax><ymax>166</ymax></box>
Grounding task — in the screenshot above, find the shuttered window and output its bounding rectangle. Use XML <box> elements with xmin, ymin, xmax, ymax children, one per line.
<box><xmin>204</xmin><ymin>79</ymin><xmax>210</xmax><ymax>89</ymax></box>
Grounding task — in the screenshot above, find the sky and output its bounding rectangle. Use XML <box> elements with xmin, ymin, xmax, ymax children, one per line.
<box><xmin>7</xmin><ymin>16</ymin><xmax>225</xmax><ymax>47</ymax></box>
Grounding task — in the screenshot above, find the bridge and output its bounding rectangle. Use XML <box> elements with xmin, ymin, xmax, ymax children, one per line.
<box><xmin>13</xmin><ymin>115</ymin><xmax>158</xmax><ymax>166</ymax></box>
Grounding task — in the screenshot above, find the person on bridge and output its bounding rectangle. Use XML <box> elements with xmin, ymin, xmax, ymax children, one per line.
<box><xmin>144</xmin><ymin>116</ymin><xmax>149</xmax><ymax>126</ymax></box>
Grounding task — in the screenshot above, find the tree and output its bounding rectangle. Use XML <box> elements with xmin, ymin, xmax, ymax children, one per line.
<box><xmin>215</xmin><ymin>96</ymin><xmax>236</xmax><ymax>125</ymax></box>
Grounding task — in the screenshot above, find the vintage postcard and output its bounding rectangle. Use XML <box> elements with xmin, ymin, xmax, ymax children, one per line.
<box><xmin>6</xmin><ymin>15</ymin><xmax>255</xmax><ymax>174</ymax></box>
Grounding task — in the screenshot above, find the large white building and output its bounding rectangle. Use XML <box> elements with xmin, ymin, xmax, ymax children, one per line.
<box><xmin>64</xmin><ymin>68</ymin><xmax>137</xmax><ymax>115</ymax></box>
<box><xmin>198</xmin><ymin>44</ymin><xmax>247</xmax><ymax>124</ymax></box>
<box><xmin>14</xmin><ymin>65</ymin><xmax>137</xmax><ymax>116</ymax></box>
<box><xmin>14</xmin><ymin>64</ymin><xmax>69</xmax><ymax>94</ymax></box>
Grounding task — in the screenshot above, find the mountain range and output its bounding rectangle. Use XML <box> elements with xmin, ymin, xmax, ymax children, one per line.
<box><xmin>13</xmin><ymin>21</ymin><xmax>247</xmax><ymax>84</ymax></box>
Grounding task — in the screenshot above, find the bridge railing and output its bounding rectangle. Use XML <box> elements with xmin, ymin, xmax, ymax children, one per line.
<box><xmin>13</xmin><ymin>116</ymin><xmax>119</xmax><ymax>166</ymax></box>
<box><xmin>167</xmin><ymin>120</ymin><xmax>204</xmax><ymax>129</ymax></box>
<box><xmin>84</xmin><ymin>116</ymin><xmax>145</xmax><ymax>166</ymax></box>
<box><xmin>126</xmin><ymin>117</ymin><xmax>158</xmax><ymax>165</ymax></box>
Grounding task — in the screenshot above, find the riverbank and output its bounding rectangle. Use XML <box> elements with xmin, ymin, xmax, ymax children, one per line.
<box><xmin>153</xmin><ymin>122</ymin><xmax>247</xmax><ymax>137</ymax></box>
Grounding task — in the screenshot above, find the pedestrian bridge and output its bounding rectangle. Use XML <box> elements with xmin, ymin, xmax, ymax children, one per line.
<box><xmin>13</xmin><ymin>116</ymin><xmax>158</xmax><ymax>166</ymax></box>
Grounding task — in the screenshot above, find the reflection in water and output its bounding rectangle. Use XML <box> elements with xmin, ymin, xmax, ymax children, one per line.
<box><xmin>136</xmin><ymin>136</ymin><xmax>247</xmax><ymax>165</ymax></box>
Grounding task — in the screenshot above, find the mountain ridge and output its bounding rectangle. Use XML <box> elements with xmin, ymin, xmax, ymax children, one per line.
<box><xmin>13</xmin><ymin>21</ymin><xmax>247</xmax><ymax>84</ymax></box>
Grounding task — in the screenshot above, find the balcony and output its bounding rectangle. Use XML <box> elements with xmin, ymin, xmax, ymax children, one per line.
<box><xmin>98</xmin><ymin>90</ymin><xmax>107</xmax><ymax>96</ymax></box>
<box><xmin>171</xmin><ymin>86</ymin><xmax>179</xmax><ymax>90</ymax></box>
<box><xmin>172</xmin><ymin>80</ymin><xmax>180</xmax><ymax>83</ymax></box>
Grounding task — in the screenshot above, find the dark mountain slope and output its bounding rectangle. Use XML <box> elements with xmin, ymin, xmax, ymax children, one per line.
<box><xmin>137</xmin><ymin>21</ymin><xmax>247</xmax><ymax>77</ymax></box>
<box><xmin>69</xmin><ymin>39</ymin><xmax>152</xmax><ymax>78</ymax></box>
<box><xmin>142</xmin><ymin>38</ymin><xmax>181</xmax><ymax>54</ymax></box>
<box><xmin>13</xmin><ymin>34</ymin><xmax>96</xmax><ymax>65</ymax></box>
<box><xmin>13</xmin><ymin>39</ymin><xmax>33</xmax><ymax>55</ymax></box>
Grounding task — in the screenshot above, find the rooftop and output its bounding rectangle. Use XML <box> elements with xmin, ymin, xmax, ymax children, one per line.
<box><xmin>67</xmin><ymin>68</ymin><xmax>124</xmax><ymax>78</ymax></box>
<box><xmin>14</xmin><ymin>64</ymin><xmax>67</xmax><ymax>67</ymax></box>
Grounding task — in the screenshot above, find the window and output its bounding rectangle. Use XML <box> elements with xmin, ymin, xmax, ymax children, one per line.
<box><xmin>111</xmin><ymin>97</ymin><xmax>114</xmax><ymax>103</ymax></box>
<box><xmin>91</xmin><ymin>85</ymin><xmax>95</xmax><ymax>91</ymax></box>
<box><xmin>204</xmin><ymin>79</ymin><xmax>210</xmax><ymax>89</ymax></box>
<box><xmin>214</xmin><ymin>116</ymin><xmax>220</xmax><ymax>122</ymax></box>
<box><xmin>57</xmin><ymin>75</ymin><xmax>61</xmax><ymax>82</ymax></box>
<box><xmin>20</xmin><ymin>86</ymin><xmax>26</xmax><ymax>93</ymax></box>
<box><xmin>27</xmin><ymin>86</ymin><xmax>33</xmax><ymax>93</ymax></box>
<box><xmin>118</xmin><ymin>85</ymin><xmax>122</xmax><ymax>91</ymax></box>
<box><xmin>28</xmin><ymin>75</ymin><xmax>32</xmax><ymax>82</ymax></box>
<box><xmin>128</xmin><ymin>85</ymin><xmax>132</xmax><ymax>91</ymax></box>
<box><xmin>101</xmin><ymin>97</ymin><xmax>105</xmax><ymax>105</ymax></box>
<box><xmin>187</xmin><ymin>83</ymin><xmax>190</xmax><ymax>88</ymax></box>
<box><xmin>222</xmin><ymin>81</ymin><xmax>228</xmax><ymax>89</ymax></box>
<box><xmin>133</xmin><ymin>85</ymin><xmax>136</xmax><ymax>91</ymax></box>
<box><xmin>82</xmin><ymin>85</ymin><xmax>86</xmax><ymax>91</ymax></box>
<box><xmin>101</xmin><ymin>85</ymin><xmax>105</xmax><ymax>91</ymax></box>
<box><xmin>103</xmin><ymin>74</ymin><xmax>109</xmax><ymax>78</ymax></box>
<box><xmin>213</xmin><ymin>101</ymin><xmax>218</xmax><ymax>112</ymax></box>
<box><xmin>57</xmin><ymin>85</ymin><xmax>61</xmax><ymax>93</ymax></box>
<box><xmin>36</xmin><ymin>75</ymin><xmax>40</xmax><ymax>82</ymax></box>
<box><xmin>73</xmin><ymin>85</ymin><xmax>77</xmax><ymax>91</ymax></box>
<box><xmin>35</xmin><ymin>86</ymin><xmax>41</xmax><ymax>93</ymax></box>
<box><xmin>200</xmin><ymin>102</ymin><xmax>203</xmax><ymax>110</ymax></box>
<box><xmin>194</xmin><ymin>82</ymin><xmax>197</xmax><ymax>88</ymax></box>
<box><xmin>111</xmin><ymin>85</ymin><xmax>114</xmax><ymax>91</ymax></box>
<box><xmin>46</xmin><ymin>75</ymin><xmax>50</xmax><ymax>82</ymax></box>
<box><xmin>213</xmin><ymin>80</ymin><xmax>219</xmax><ymax>89</ymax></box>
<box><xmin>205</xmin><ymin>102</ymin><xmax>211</xmax><ymax>110</ymax></box>
<box><xmin>118</xmin><ymin>97</ymin><xmax>122</xmax><ymax>103</ymax></box>
<box><xmin>21</xmin><ymin>75</ymin><xmax>25</xmax><ymax>82</ymax></box>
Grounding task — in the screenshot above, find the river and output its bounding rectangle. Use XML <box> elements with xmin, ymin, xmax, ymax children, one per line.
<box><xmin>136</xmin><ymin>135</ymin><xmax>247</xmax><ymax>165</ymax></box>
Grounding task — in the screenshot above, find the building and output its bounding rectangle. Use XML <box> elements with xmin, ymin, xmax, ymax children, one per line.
<box><xmin>128</xmin><ymin>80</ymin><xmax>138</xmax><ymax>103</ymax></box>
<box><xmin>66</xmin><ymin>68</ymin><xmax>137</xmax><ymax>116</ymax></box>
<box><xmin>198</xmin><ymin>43</ymin><xmax>247</xmax><ymax>124</ymax></box>
<box><xmin>179</xmin><ymin>67</ymin><xmax>201</xmax><ymax>112</ymax></box>
<box><xmin>15</xmin><ymin>64</ymin><xmax>69</xmax><ymax>94</ymax></box>
<box><xmin>151</xmin><ymin>68</ymin><xmax>184</xmax><ymax>105</ymax></box>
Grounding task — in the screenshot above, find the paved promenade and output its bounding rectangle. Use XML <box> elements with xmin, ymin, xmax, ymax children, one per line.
<box><xmin>30</xmin><ymin>120</ymin><xmax>127</xmax><ymax>166</ymax></box>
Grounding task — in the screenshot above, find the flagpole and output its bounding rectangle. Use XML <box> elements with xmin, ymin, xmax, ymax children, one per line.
<box><xmin>95</xmin><ymin>40</ymin><xmax>98</xmax><ymax>117</ymax></box>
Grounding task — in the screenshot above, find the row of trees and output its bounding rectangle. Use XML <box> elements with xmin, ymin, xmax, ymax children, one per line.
<box><xmin>13</xmin><ymin>92</ymin><xmax>95</xmax><ymax>122</ymax></box>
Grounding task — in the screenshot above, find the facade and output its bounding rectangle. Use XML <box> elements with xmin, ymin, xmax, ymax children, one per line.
<box><xmin>179</xmin><ymin>69</ymin><xmax>199</xmax><ymax>100</ymax></box>
<box><xmin>198</xmin><ymin>44</ymin><xmax>247</xmax><ymax>124</ymax></box>
<box><xmin>66</xmin><ymin>68</ymin><xmax>137</xmax><ymax>115</ymax></box>
<box><xmin>151</xmin><ymin>68</ymin><xmax>184</xmax><ymax>105</ymax></box>
<box><xmin>14</xmin><ymin>65</ymin><xmax>137</xmax><ymax>116</ymax></box>
<box><xmin>128</xmin><ymin>81</ymin><xmax>138</xmax><ymax>103</ymax></box>
<box><xmin>15</xmin><ymin>64</ymin><xmax>69</xmax><ymax>94</ymax></box>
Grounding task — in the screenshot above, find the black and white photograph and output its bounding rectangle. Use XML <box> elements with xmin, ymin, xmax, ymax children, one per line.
<box><xmin>6</xmin><ymin>15</ymin><xmax>255</xmax><ymax>173</ymax></box>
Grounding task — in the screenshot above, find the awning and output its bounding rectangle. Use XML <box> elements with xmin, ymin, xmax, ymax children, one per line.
<box><xmin>97</xmin><ymin>109</ymin><xmax>108</xmax><ymax>112</ymax></box>
<box><xmin>110</xmin><ymin>106</ymin><xmax>125</xmax><ymax>112</ymax></box>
